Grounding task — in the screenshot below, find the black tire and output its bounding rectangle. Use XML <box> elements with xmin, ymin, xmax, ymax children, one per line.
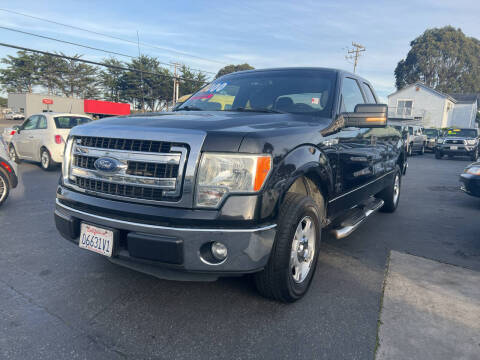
<box><xmin>8</xmin><ymin>145</ymin><xmax>20</xmax><ymax>164</ymax></box>
<box><xmin>435</xmin><ymin>151</ymin><xmax>442</xmax><ymax>159</ymax></box>
<box><xmin>471</xmin><ymin>148</ymin><xmax>478</xmax><ymax>162</ymax></box>
<box><xmin>407</xmin><ymin>144</ymin><xmax>413</xmax><ymax>156</ymax></box>
<box><xmin>40</xmin><ymin>148</ymin><xmax>56</xmax><ymax>171</ymax></box>
<box><xmin>0</xmin><ymin>171</ymin><xmax>10</xmax><ymax>207</ymax></box>
<box><xmin>377</xmin><ymin>165</ymin><xmax>401</xmax><ymax>213</ymax></box>
<box><xmin>254</xmin><ymin>192</ymin><xmax>322</xmax><ymax>303</ymax></box>
<box><xmin>419</xmin><ymin>144</ymin><xmax>425</xmax><ymax>155</ymax></box>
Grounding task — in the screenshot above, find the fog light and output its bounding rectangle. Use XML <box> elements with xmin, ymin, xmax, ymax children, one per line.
<box><xmin>211</xmin><ymin>242</ymin><xmax>228</xmax><ymax>261</ymax></box>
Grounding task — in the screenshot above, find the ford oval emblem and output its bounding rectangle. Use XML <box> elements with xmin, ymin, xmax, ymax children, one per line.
<box><xmin>94</xmin><ymin>157</ymin><xmax>120</xmax><ymax>172</ymax></box>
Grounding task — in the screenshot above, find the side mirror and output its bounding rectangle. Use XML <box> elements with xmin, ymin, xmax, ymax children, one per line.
<box><xmin>344</xmin><ymin>104</ymin><xmax>387</xmax><ymax>128</ymax></box>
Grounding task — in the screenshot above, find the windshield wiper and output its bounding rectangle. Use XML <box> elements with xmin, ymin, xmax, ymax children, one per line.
<box><xmin>230</xmin><ymin>107</ymin><xmax>285</xmax><ymax>114</ymax></box>
<box><xmin>176</xmin><ymin>106</ymin><xmax>203</xmax><ymax>111</ymax></box>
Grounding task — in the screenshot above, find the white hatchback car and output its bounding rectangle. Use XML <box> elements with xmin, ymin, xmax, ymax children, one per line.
<box><xmin>9</xmin><ymin>113</ymin><xmax>92</xmax><ymax>170</ymax></box>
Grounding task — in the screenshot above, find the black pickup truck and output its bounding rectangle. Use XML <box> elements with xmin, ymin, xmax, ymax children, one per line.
<box><xmin>55</xmin><ymin>68</ymin><xmax>406</xmax><ymax>302</ymax></box>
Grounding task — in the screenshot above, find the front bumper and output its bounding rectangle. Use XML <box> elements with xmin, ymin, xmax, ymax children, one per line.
<box><xmin>460</xmin><ymin>173</ymin><xmax>480</xmax><ymax>198</ymax></box>
<box><xmin>55</xmin><ymin>199</ymin><xmax>276</xmax><ymax>281</ymax></box>
<box><xmin>426</xmin><ymin>140</ymin><xmax>436</xmax><ymax>150</ymax></box>
<box><xmin>436</xmin><ymin>144</ymin><xmax>476</xmax><ymax>156</ymax></box>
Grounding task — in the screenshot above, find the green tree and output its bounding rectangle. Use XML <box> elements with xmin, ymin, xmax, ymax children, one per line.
<box><xmin>57</xmin><ymin>54</ymin><xmax>99</xmax><ymax>98</ymax></box>
<box><xmin>0</xmin><ymin>97</ymin><xmax>7</xmax><ymax>107</ymax></box>
<box><xmin>0</xmin><ymin>51</ymin><xmax>38</xmax><ymax>93</ymax></box>
<box><xmin>178</xmin><ymin>64</ymin><xmax>208</xmax><ymax>96</ymax></box>
<box><xmin>99</xmin><ymin>58</ymin><xmax>125</xmax><ymax>102</ymax></box>
<box><xmin>394</xmin><ymin>26</ymin><xmax>480</xmax><ymax>93</ymax></box>
<box><xmin>37</xmin><ymin>54</ymin><xmax>66</xmax><ymax>95</ymax></box>
<box><xmin>215</xmin><ymin>63</ymin><xmax>254</xmax><ymax>79</ymax></box>
<box><xmin>122</xmin><ymin>55</ymin><xmax>172</xmax><ymax>111</ymax></box>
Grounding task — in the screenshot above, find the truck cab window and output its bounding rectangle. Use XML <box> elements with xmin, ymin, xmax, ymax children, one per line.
<box><xmin>341</xmin><ymin>78</ymin><xmax>365</xmax><ymax>112</ymax></box>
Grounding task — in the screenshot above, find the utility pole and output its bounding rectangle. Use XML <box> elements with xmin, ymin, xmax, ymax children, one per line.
<box><xmin>137</xmin><ymin>31</ymin><xmax>145</xmax><ymax>113</ymax></box>
<box><xmin>345</xmin><ymin>42</ymin><xmax>365</xmax><ymax>73</ymax></box>
<box><xmin>172</xmin><ymin>62</ymin><xmax>180</xmax><ymax>109</ymax></box>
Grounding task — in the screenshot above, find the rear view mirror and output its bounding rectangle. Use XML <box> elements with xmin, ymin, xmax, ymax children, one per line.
<box><xmin>344</xmin><ymin>104</ymin><xmax>387</xmax><ymax>128</ymax></box>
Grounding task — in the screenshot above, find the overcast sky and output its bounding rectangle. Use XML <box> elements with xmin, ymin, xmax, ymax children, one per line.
<box><xmin>1</xmin><ymin>0</ymin><xmax>479</xmax><ymax>101</ymax></box>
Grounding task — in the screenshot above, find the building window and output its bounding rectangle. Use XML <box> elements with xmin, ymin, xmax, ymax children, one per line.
<box><xmin>397</xmin><ymin>100</ymin><xmax>413</xmax><ymax>116</ymax></box>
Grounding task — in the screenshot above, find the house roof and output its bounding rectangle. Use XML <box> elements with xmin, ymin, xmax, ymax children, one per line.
<box><xmin>388</xmin><ymin>82</ymin><xmax>457</xmax><ymax>103</ymax></box>
<box><xmin>449</xmin><ymin>93</ymin><xmax>480</xmax><ymax>104</ymax></box>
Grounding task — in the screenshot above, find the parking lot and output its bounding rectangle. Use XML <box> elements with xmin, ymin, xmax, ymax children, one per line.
<box><xmin>1</xmin><ymin>140</ymin><xmax>478</xmax><ymax>359</ymax></box>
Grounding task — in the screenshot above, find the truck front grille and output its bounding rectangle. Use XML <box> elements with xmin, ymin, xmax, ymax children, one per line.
<box><xmin>68</xmin><ymin>136</ymin><xmax>188</xmax><ymax>204</ymax></box>
<box><xmin>445</xmin><ymin>139</ymin><xmax>465</xmax><ymax>144</ymax></box>
<box><xmin>77</xmin><ymin>136</ymin><xmax>175</xmax><ymax>153</ymax></box>
<box><xmin>74</xmin><ymin>177</ymin><xmax>165</xmax><ymax>201</ymax></box>
<box><xmin>73</xmin><ymin>155</ymin><xmax>179</xmax><ymax>179</ymax></box>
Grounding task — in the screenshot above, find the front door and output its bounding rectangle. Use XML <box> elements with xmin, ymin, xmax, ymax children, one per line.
<box><xmin>15</xmin><ymin>116</ymin><xmax>39</xmax><ymax>159</ymax></box>
<box><xmin>334</xmin><ymin>77</ymin><xmax>382</xmax><ymax>210</ymax></box>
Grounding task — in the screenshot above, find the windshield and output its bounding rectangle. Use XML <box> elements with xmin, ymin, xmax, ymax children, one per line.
<box><xmin>424</xmin><ymin>129</ymin><xmax>438</xmax><ymax>137</ymax></box>
<box><xmin>444</xmin><ymin>128</ymin><xmax>478</xmax><ymax>138</ymax></box>
<box><xmin>54</xmin><ymin>116</ymin><xmax>91</xmax><ymax>129</ymax></box>
<box><xmin>177</xmin><ymin>70</ymin><xmax>336</xmax><ymax>116</ymax></box>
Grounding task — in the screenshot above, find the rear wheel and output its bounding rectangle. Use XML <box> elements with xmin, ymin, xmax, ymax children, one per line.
<box><xmin>254</xmin><ymin>192</ymin><xmax>322</xmax><ymax>303</ymax></box>
<box><xmin>407</xmin><ymin>143</ymin><xmax>413</xmax><ymax>156</ymax></box>
<box><xmin>40</xmin><ymin>149</ymin><xmax>55</xmax><ymax>171</ymax></box>
<box><xmin>377</xmin><ymin>165</ymin><xmax>401</xmax><ymax>213</ymax></box>
<box><xmin>0</xmin><ymin>171</ymin><xmax>10</xmax><ymax>206</ymax></box>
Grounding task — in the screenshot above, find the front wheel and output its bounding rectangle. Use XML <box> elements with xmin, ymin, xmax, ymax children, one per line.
<box><xmin>419</xmin><ymin>144</ymin><xmax>425</xmax><ymax>155</ymax></box>
<box><xmin>40</xmin><ymin>149</ymin><xmax>56</xmax><ymax>171</ymax></box>
<box><xmin>435</xmin><ymin>151</ymin><xmax>442</xmax><ymax>159</ymax></box>
<box><xmin>377</xmin><ymin>166</ymin><xmax>401</xmax><ymax>213</ymax></box>
<box><xmin>471</xmin><ymin>149</ymin><xmax>478</xmax><ymax>162</ymax></box>
<box><xmin>407</xmin><ymin>144</ymin><xmax>413</xmax><ymax>156</ymax></box>
<box><xmin>9</xmin><ymin>145</ymin><xmax>20</xmax><ymax>164</ymax></box>
<box><xmin>0</xmin><ymin>171</ymin><xmax>10</xmax><ymax>206</ymax></box>
<box><xmin>254</xmin><ymin>193</ymin><xmax>322</xmax><ymax>303</ymax></box>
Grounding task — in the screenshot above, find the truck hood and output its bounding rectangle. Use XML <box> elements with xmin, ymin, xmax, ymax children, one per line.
<box><xmin>70</xmin><ymin>111</ymin><xmax>333</xmax><ymax>152</ymax></box>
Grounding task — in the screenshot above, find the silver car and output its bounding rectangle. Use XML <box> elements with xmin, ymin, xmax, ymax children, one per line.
<box><xmin>9</xmin><ymin>113</ymin><xmax>92</xmax><ymax>170</ymax></box>
<box><xmin>0</xmin><ymin>137</ymin><xmax>18</xmax><ymax>206</ymax></box>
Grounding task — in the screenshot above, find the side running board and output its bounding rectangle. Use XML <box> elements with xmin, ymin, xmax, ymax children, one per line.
<box><xmin>330</xmin><ymin>198</ymin><xmax>384</xmax><ymax>239</ymax></box>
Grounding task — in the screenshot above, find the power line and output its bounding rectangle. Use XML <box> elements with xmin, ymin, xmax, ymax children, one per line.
<box><xmin>0</xmin><ymin>42</ymin><xmax>209</xmax><ymax>84</ymax></box>
<box><xmin>0</xmin><ymin>25</ymin><xmax>216</xmax><ymax>76</ymax></box>
<box><xmin>0</xmin><ymin>8</ymin><xmax>227</xmax><ymax>66</ymax></box>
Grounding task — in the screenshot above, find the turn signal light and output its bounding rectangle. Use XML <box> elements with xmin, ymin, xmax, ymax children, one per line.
<box><xmin>10</xmin><ymin>130</ymin><xmax>16</xmax><ymax>136</ymax></box>
<box><xmin>254</xmin><ymin>156</ymin><xmax>272</xmax><ymax>191</ymax></box>
<box><xmin>55</xmin><ymin>135</ymin><xmax>63</xmax><ymax>144</ymax></box>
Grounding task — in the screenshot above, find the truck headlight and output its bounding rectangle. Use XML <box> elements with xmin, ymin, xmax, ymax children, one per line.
<box><xmin>62</xmin><ymin>137</ymin><xmax>74</xmax><ymax>183</ymax></box>
<box><xmin>437</xmin><ymin>138</ymin><xmax>444</xmax><ymax>144</ymax></box>
<box><xmin>195</xmin><ymin>153</ymin><xmax>271</xmax><ymax>208</ymax></box>
<box><xmin>466</xmin><ymin>166</ymin><xmax>480</xmax><ymax>176</ymax></box>
<box><xmin>466</xmin><ymin>139</ymin><xmax>477</xmax><ymax>145</ymax></box>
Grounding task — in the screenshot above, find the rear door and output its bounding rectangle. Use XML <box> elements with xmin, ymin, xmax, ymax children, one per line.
<box><xmin>30</xmin><ymin>115</ymin><xmax>49</xmax><ymax>161</ymax></box>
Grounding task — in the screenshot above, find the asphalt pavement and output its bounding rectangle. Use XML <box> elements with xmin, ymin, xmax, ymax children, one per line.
<box><xmin>0</xmin><ymin>152</ymin><xmax>478</xmax><ymax>360</ymax></box>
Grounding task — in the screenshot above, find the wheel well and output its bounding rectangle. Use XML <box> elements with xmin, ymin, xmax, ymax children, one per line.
<box><xmin>286</xmin><ymin>175</ymin><xmax>326</xmax><ymax>220</ymax></box>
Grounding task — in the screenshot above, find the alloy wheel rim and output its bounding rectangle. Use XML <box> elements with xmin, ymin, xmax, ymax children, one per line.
<box><xmin>393</xmin><ymin>175</ymin><xmax>400</xmax><ymax>204</ymax></box>
<box><xmin>41</xmin><ymin>152</ymin><xmax>49</xmax><ymax>168</ymax></box>
<box><xmin>0</xmin><ymin>175</ymin><xmax>7</xmax><ymax>203</ymax></box>
<box><xmin>290</xmin><ymin>216</ymin><xmax>316</xmax><ymax>284</ymax></box>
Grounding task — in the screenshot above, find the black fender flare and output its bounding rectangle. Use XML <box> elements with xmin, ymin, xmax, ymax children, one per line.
<box><xmin>260</xmin><ymin>145</ymin><xmax>334</xmax><ymax>220</ymax></box>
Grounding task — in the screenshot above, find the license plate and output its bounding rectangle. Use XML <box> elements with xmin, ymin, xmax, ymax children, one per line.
<box><xmin>450</xmin><ymin>146</ymin><xmax>458</xmax><ymax>150</ymax></box>
<box><xmin>79</xmin><ymin>223</ymin><xmax>114</xmax><ymax>257</ymax></box>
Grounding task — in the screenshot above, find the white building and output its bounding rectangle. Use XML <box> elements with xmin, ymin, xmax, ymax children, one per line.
<box><xmin>387</xmin><ymin>83</ymin><xmax>478</xmax><ymax>129</ymax></box>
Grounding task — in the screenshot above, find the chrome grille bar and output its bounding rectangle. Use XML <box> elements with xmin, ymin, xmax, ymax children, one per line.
<box><xmin>66</xmin><ymin>137</ymin><xmax>188</xmax><ymax>203</ymax></box>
